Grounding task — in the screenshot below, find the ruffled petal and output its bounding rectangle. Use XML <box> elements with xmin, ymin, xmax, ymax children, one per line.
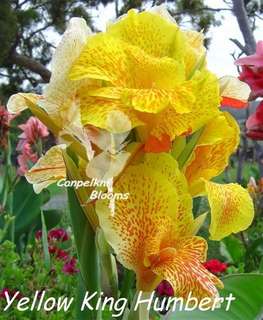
<box><xmin>25</xmin><ymin>145</ymin><xmax>66</xmax><ymax>194</ymax></box>
<box><xmin>149</xmin><ymin>71</ymin><xmax>220</xmax><ymax>139</ymax></box>
<box><xmin>205</xmin><ymin>180</ymin><xmax>254</xmax><ymax>240</ymax></box>
<box><xmin>80</xmin><ymin>95</ymin><xmax>143</xmax><ymax>133</ymax></box>
<box><xmin>106</xmin><ymin>9</ymin><xmax>181</xmax><ymax>58</ymax></box>
<box><xmin>185</xmin><ymin>112</ymin><xmax>239</xmax><ymax>196</ymax></box>
<box><xmin>151</xmin><ymin>237</ymin><xmax>223</xmax><ymax>300</ymax></box>
<box><xmin>7</xmin><ymin>93</ymin><xmax>41</xmax><ymax>113</ymax></box>
<box><xmin>142</xmin><ymin>153</ymin><xmax>194</xmax><ymax>236</ymax></box>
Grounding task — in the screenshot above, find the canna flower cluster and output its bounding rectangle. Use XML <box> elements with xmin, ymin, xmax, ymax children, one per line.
<box><xmin>8</xmin><ymin>6</ymin><xmax>254</xmax><ymax>309</ymax></box>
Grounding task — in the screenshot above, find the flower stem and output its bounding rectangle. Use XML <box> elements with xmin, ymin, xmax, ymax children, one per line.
<box><xmin>177</xmin><ymin>128</ymin><xmax>204</xmax><ymax>170</ymax></box>
<box><xmin>128</xmin><ymin>292</ymin><xmax>151</xmax><ymax>320</ymax></box>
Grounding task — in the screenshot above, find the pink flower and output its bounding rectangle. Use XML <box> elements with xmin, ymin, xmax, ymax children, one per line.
<box><xmin>35</xmin><ymin>230</ymin><xmax>42</xmax><ymax>240</ymax></box>
<box><xmin>239</xmin><ymin>66</ymin><xmax>263</xmax><ymax>99</ymax></box>
<box><xmin>246</xmin><ymin>101</ymin><xmax>263</xmax><ymax>140</ymax></box>
<box><xmin>0</xmin><ymin>106</ymin><xmax>15</xmax><ymax>149</ymax></box>
<box><xmin>48</xmin><ymin>228</ymin><xmax>69</xmax><ymax>242</ymax></box>
<box><xmin>62</xmin><ymin>257</ymin><xmax>79</xmax><ymax>275</ymax></box>
<box><xmin>48</xmin><ymin>246</ymin><xmax>69</xmax><ymax>261</ymax></box>
<box><xmin>18</xmin><ymin>116</ymin><xmax>49</xmax><ymax>145</ymax></box>
<box><xmin>203</xmin><ymin>259</ymin><xmax>228</xmax><ymax>275</ymax></box>
<box><xmin>236</xmin><ymin>41</ymin><xmax>263</xmax><ymax>68</ymax></box>
<box><xmin>156</xmin><ymin>280</ymin><xmax>174</xmax><ymax>297</ymax></box>
<box><xmin>235</xmin><ymin>42</ymin><xmax>263</xmax><ymax>98</ymax></box>
<box><xmin>17</xmin><ymin>143</ymin><xmax>38</xmax><ymax>175</ymax></box>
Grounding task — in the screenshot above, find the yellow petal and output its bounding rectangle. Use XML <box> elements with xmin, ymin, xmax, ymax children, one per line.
<box><xmin>185</xmin><ymin>112</ymin><xmax>240</xmax><ymax>196</ymax></box>
<box><xmin>106</xmin><ymin>9</ymin><xmax>181</xmax><ymax>58</ymax></box>
<box><xmin>25</xmin><ymin>145</ymin><xmax>66</xmax><ymax>193</ymax></box>
<box><xmin>205</xmin><ymin>180</ymin><xmax>254</xmax><ymax>240</ymax></box>
<box><xmin>80</xmin><ymin>95</ymin><xmax>143</xmax><ymax>133</ymax></box>
<box><xmin>183</xmin><ymin>30</ymin><xmax>206</xmax><ymax>78</ymax></box>
<box><xmin>143</xmin><ymin>153</ymin><xmax>194</xmax><ymax>236</ymax></box>
<box><xmin>41</xmin><ymin>18</ymin><xmax>92</xmax><ymax>128</ymax></box>
<box><xmin>96</xmin><ymin>163</ymin><xmax>180</xmax><ymax>290</ymax></box>
<box><xmin>151</xmin><ymin>236</ymin><xmax>223</xmax><ymax>300</ymax></box>
<box><xmin>7</xmin><ymin>93</ymin><xmax>41</xmax><ymax>113</ymax></box>
<box><xmin>150</xmin><ymin>70</ymin><xmax>220</xmax><ymax>139</ymax></box>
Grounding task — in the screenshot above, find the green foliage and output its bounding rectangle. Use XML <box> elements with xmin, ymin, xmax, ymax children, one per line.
<box><xmin>0</xmin><ymin>0</ymin><xmax>18</xmax><ymax>64</ymax></box>
<box><xmin>0</xmin><ymin>240</ymin><xmax>78</xmax><ymax>319</ymax></box>
<box><xmin>169</xmin><ymin>274</ymin><xmax>263</xmax><ymax>320</ymax></box>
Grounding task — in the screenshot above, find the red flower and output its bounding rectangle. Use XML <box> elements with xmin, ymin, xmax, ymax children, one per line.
<box><xmin>239</xmin><ymin>66</ymin><xmax>263</xmax><ymax>99</ymax></box>
<box><xmin>35</xmin><ymin>230</ymin><xmax>42</xmax><ymax>240</ymax></box>
<box><xmin>203</xmin><ymin>259</ymin><xmax>227</xmax><ymax>275</ymax></box>
<box><xmin>48</xmin><ymin>228</ymin><xmax>69</xmax><ymax>242</ymax></box>
<box><xmin>246</xmin><ymin>101</ymin><xmax>263</xmax><ymax>140</ymax></box>
<box><xmin>48</xmin><ymin>246</ymin><xmax>69</xmax><ymax>261</ymax></box>
<box><xmin>35</xmin><ymin>228</ymin><xmax>69</xmax><ymax>242</ymax></box>
<box><xmin>62</xmin><ymin>257</ymin><xmax>79</xmax><ymax>275</ymax></box>
<box><xmin>156</xmin><ymin>280</ymin><xmax>174</xmax><ymax>297</ymax></box>
<box><xmin>235</xmin><ymin>42</ymin><xmax>263</xmax><ymax>99</ymax></box>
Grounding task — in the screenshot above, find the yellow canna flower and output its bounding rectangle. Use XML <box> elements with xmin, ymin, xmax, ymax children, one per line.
<box><xmin>69</xmin><ymin>8</ymin><xmax>221</xmax><ymax>151</ymax></box>
<box><xmin>96</xmin><ymin>153</ymin><xmax>223</xmax><ymax>299</ymax></box>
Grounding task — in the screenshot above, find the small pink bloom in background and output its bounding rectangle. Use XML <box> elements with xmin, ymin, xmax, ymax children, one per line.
<box><xmin>48</xmin><ymin>246</ymin><xmax>69</xmax><ymax>261</ymax></box>
<box><xmin>0</xmin><ymin>106</ymin><xmax>16</xmax><ymax>149</ymax></box>
<box><xmin>18</xmin><ymin>116</ymin><xmax>49</xmax><ymax>146</ymax></box>
<box><xmin>16</xmin><ymin>117</ymin><xmax>49</xmax><ymax>175</ymax></box>
<box><xmin>156</xmin><ymin>280</ymin><xmax>174</xmax><ymax>297</ymax></box>
<box><xmin>17</xmin><ymin>143</ymin><xmax>38</xmax><ymax>175</ymax></box>
<box><xmin>236</xmin><ymin>41</ymin><xmax>263</xmax><ymax>68</ymax></box>
<box><xmin>62</xmin><ymin>257</ymin><xmax>79</xmax><ymax>275</ymax></box>
<box><xmin>35</xmin><ymin>228</ymin><xmax>69</xmax><ymax>242</ymax></box>
<box><xmin>246</xmin><ymin>101</ymin><xmax>263</xmax><ymax>140</ymax></box>
<box><xmin>48</xmin><ymin>228</ymin><xmax>69</xmax><ymax>242</ymax></box>
<box><xmin>239</xmin><ymin>66</ymin><xmax>263</xmax><ymax>99</ymax></box>
<box><xmin>203</xmin><ymin>259</ymin><xmax>228</xmax><ymax>275</ymax></box>
<box><xmin>35</xmin><ymin>230</ymin><xmax>42</xmax><ymax>240</ymax></box>
<box><xmin>236</xmin><ymin>41</ymin><xmax>263</xmax><ymax>99</ymax></box>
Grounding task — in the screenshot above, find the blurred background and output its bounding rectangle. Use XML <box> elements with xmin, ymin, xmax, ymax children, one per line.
<box><xmin>0</xmin><ymin>0</ymin><xmax>263</xmax><ymax>99</ymax></box>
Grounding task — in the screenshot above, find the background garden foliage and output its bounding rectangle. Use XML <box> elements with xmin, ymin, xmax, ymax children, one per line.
<box><xmin>1</xmin><ymin>1</ymin><xmax>263</xmax><ymax>319</ymax></box>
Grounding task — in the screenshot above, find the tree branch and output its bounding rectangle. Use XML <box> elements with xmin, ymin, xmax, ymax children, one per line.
<box><xmin>232</xmin><ymin>0</ymin><xmax>256</xmax><ymax>54</ymax></box>
<box><xmin>230</xmin><ymin>38</ymin><xmax>247</xmax><ymax>53</ymax></box>
<box><xmin>8</xmin><ymin>53</ymin><xmax>51</xmax><ymax>83</ymax></box>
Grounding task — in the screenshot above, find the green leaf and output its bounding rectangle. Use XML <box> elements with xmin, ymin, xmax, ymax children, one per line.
<box><xmin>67</xmin><ymin>186</ymin><xmax>101</xmax><ymax>320</ymax></box>
<box><xmin>12</xmin><ymin>177</ymin><xmax>42</xmax><ymax>236</ymax></box>
<box><xmin>35</xmin><ymin>209</ymin><xmax>64</xmax><ymax>230</ymax></box>
<box><xmin>96</xmin><ymin>228</ymin><xmax>118</xmax><ymax>299</ymax></box>
<box><xmin>220</xmin><ymin>235</ymin><xmax>245</xmax><ymax>264</ymax></box>
<box><xmin>41</xmin><ymin>210</ymin><xmax>51</xmax><ymax>269</ymax></box>
<box><xmin>168</xmin><ymin>274</ymin><xmax>263</xmax><ymax>320</ymax></box>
